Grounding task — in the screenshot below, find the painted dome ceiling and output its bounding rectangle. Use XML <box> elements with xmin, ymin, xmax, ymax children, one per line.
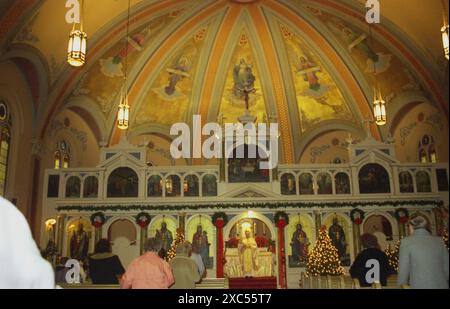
<box><xmin>0</xmin><ymin>0</ymin><xmax>448</xmax><ymax>164</ymax></box>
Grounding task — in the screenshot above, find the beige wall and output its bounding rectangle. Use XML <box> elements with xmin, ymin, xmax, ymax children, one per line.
<box><xmin>0</xmin><ymin>60</ymin><xmax>34</xmax><ymax>222</ymax></box>
<box><xmin>393</xmin><ymin>102</ymin><xmax>449</xmax><ymax>163</ymax></box>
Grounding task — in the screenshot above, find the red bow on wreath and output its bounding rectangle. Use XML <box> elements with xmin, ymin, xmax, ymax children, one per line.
<box><xmin>395</xmin><ymin>208</ymin><xmax>409</xmax><ymax>225</ymax></box>
<box><xmin>136</xmin><ymin>212</ymin><xmax>151</xmax><ymax>229</ymax></box>
<box><xmin>91</xmin><ymin>212</ymin><xmax>106</xmax><ymax>229</ymax></box>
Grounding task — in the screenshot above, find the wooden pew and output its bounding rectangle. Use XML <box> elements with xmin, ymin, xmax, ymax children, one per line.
<box><xmin>59</xmin><ymin>284</ymin><xmax>120</xmax><ymax>289</ymax></box>
<box><xmin>60</xmin><ymin>278</ymin><xmax>229</xmax><ymax>289</ymax></box>
<box><xmin>372</xmin><ymin>282</ymin><xmax>410</xmax><ymax>289</ymax></box>
<box><xmin>195</xmin><ymin>278</ymin><xmax>229</xmax><ymax>289</ymax></box>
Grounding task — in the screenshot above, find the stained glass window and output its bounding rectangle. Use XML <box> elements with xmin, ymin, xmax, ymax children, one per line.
<box><xmin>0</xmin><ymin>101</ymin><xmax>11</xmax><ymax>197</ymax></box>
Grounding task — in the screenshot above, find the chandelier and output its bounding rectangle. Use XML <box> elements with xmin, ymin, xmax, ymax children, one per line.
<box><xmin>117</xmin><ymin>90</ymin><xmax>130</xmax><ymax>130</ymax></box>
<box><xmin>368</xmin><ymin>24</ymin><xmax>386</xmax><ymax>126</ymax></box>
<box><xmin>67</xmin><ymin>0</ymin><xmax>87</xmax><ymax>67</ymax></box>
<box><xmin>442</xmin><ymin>0</ymin><xmax>449</xmax><ymax>60</ymax></box>
<box><xmin>373</xmin><ymin>87</ymin><xmax>386</xmax><ymax>126</ymax></box>
<box><xmin>117</xmin><ymin>0</ymin><xmax>131</xmax><ymax>130</ymax></box>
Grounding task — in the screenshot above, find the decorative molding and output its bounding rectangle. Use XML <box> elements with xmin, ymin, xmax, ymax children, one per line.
<box><xmin>49</xmin><ymin>119</ymin><xmax>88</xmax><ymax>151</ymax></box>
<box><xmin>14</xmin><ymin>10</ymin><xmax>39</xmax><ymax>44</ymax></box>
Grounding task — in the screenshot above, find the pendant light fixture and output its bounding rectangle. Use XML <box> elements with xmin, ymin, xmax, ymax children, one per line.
<box><xmin>441</xmin><ymin>0</ymin><xmax>449</xmax><ymax>60</ymax></box>
<box><xmin>67</xmin><ymin>0</ymin><xmax>87</xmax><ymax>67</ymax></box>
<box><xmin>117</xmin><ymin>0</ymin><xmax>131</xmax><ymax>130</ymax></box>
<box><xmin>369</xmin><ymin>24</ymin><xmax>386</xmax><ymax>126</ymax></box>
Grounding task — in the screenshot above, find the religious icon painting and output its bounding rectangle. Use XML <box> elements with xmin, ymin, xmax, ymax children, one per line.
<box><xmin>107</xmin><ymin>167</ymin><xmax>139</xmax><ymax>197</ymax></box>
<box><xmin>335</xmin><ymin>172</ymin><xmax>351</xmax><ymax>194</ymax></box>
<box><xmin>186</xmin><ymin>216</ymin><xmax>214</xmax><ymax>269</ymax></box>
<box><xmin>399</xmin><ymin>171</ymin><xmax>414</xmax><ymax>193</ymax></box>
<box><xmin>416</xmin><ymin>171</ymin><xmax>432</xmax><ymax>193</ymax></box>
<box><xmin>148</xmin><ymin>216</ymin><xmax>177</xmax><ymax>257</ymax></box>
<box><xmin>281</xmin><ymin>173</ymin><xmax>296</xmax><ymax>195</ymax></box>
<box><xmin>65</xmin><ymin>176</ymin><xmax>81</xmax><ymax>198</ymax></box>
<box><xmin>287</xmin><ymin>214</ymin><xmax>314</xmax><ymax>268</ymax></box>
<box><xmin>323</xmin><ymin>214</ymin><xmax>351</xmax><ymax>266</ymax></box>
<box><xmin>47</xmin><ymin>175</ymin><xmax>60</xmax><ymax>198</ymax></box>
<box><xmin>358</xmin><ymin>163</ymin><xmax>391</xmax><ymax>194</ymax></box>
<box><xmin>436</xmin><ymin>169</ymin><xmax>449</xmax><ymax>192</ymax></box>
<box><xmin>299</xmin><ymin>173</ymin><xmax>314</xmax><ymax>195</ymax></box>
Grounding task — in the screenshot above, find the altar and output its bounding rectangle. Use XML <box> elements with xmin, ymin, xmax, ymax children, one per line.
<box><xmin>224</xmin><ymin>248</ymin><xmax>275</xmax><ymax>278</ymax></box>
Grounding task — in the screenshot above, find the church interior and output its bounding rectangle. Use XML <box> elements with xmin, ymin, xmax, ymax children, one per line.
<box><xmin>0</xmin><ymin>0</ymin><xmax>449</xmax><ymax>290</ymax></box>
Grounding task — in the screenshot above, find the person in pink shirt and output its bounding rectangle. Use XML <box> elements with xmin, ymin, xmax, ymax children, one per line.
<box><xmin>120</xmin><ymin>238</ymin><xmax>174</xmax><ymax>289</ymax></box>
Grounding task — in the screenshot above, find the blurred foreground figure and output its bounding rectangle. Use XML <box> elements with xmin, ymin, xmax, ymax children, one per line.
<box><xmin>0</xmin><ymin>197</ymin><xmax>55</xmax><ymax>289</ymax></box>
<box><xmin>398</xmin><ymin>213</ymin><xmax>449</xmax><ymax>289</ymax></box>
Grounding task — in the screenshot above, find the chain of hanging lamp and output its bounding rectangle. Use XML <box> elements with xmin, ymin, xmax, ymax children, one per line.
<box><xmin>117</xmin><ymin>0</ymin><xmax>132</xmax><ymax>130</ymax></box>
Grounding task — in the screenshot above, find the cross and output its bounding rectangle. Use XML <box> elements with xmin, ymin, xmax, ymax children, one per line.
<box><xmin>241</xmin><ymin>85</ymin><xmax>256</xmax><ymax>111</ymax></box>
<box><xmin>217</xmin><ymin>113</ymin><xmax>226</xmax><ymax>126</ymax></box>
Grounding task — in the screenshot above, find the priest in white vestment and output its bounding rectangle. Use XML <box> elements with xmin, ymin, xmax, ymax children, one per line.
<box><xmin>0</xmin><ymin>197</ymin><xmax>55</xmax><ymax>289</ymax></box>
<box><xmin>238</xmin><ymin>230</ymin><xmax>259</xmax><ymax>277</ymax></box>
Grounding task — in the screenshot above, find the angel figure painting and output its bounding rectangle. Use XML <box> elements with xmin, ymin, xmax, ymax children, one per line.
<box><xmin>153</xmin><ymin>54</ymin><xmax>192</xmax><ymax>101</ymax></box>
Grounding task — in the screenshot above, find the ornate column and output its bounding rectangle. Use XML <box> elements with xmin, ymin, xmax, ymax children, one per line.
<box><xmin>276</xmin><ymin>217</ymin><xmax>288</xmax><ymax>289</ymax></box>
<box><xmin>140</xmin><ymin>227</ymin><xmax>147</xmax><ymax>255</ymax></box>
<box><xmin>30</xmin><ymin>139</ymin><xmax>44</xmax><ymax>237</ymax></box>
<box><xmin>213</xmin><ymin>214</ymin><xmax>226</xmax><ymax>278</ymax></box>
<box><xmin>56</xmin><ymin>214</ymin><xmax>66</xmax><ymax>254</ymax></box>
<box><xmin>95</xmin><ymin>227</ymin><xmax>102</xmax><ymax>245</ymax></box>
<box><xmin>91</xmin><ymin>212</ymin><xmax>105</xmax><ymax>245</ymax></box>
<box><xmin>136</xmin><ymin>212</ymin><xmax>151</xmax><ymax>255</ymax></box>
<box><xmin>179</xmin><ymin>212</ymin><xmax>186</xmax><ymax>233</ymax></box>
<box><xmin>350</xmin><ymin>209</ymin><xmax>364</xmax><ymax>255</ymax></box>
<box><xmin>395</xmin><ymin>209</ymin><xmax>409</xmax><ymax>238</ymax></box>
<box><xmin>352</xmin><ymin>223</ymin><xmax>361</xmax><ymax>255</ymax></box>
<box><xmin>314</xmin><ymin>211</ymin><xmax>321</xmax><ymax>237</ymax></box>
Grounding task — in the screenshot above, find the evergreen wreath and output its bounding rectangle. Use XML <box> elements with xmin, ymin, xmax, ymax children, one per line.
<box><xmin>349</xmin><ymin>208</ymin><xmax>365</xmax><ymax>225</ymax></box>
<box><xmin>90</xmin><ymin>212</ymin><xmax>106</xmax><ymax>228</ymax></box>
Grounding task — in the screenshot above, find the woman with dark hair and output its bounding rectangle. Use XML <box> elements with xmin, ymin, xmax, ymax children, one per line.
<box><xmin>88</xmin><ymin>239</ymin><xmax>125</xmax><ymax>284</ymax></box>
<box><xmin>349</xmin><ymin>233</ymin><xmax>393</xmax><ymax>287</ymax></box>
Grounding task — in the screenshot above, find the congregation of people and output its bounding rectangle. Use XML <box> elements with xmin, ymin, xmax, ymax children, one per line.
<box><xmin>0</xmin><ymin>197</ymin><xmax>448</xmax><ymax>289</ymax></box>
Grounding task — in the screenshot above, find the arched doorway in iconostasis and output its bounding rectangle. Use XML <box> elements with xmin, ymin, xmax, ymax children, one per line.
<box><xmin>322</xmin><ymin>213</ymin><xmax>353</xmax><ymax>266</ymax></box>
<box><xmin>148</xmin><ymin>215</ymin><xmax>178</xmax><ymax>257</ymax></box>
<box><xmin>223</xmin><ymin>211</ymin><xmax>276</xmax><ymax>278</ymax></box>
<box><xmin>107</xmin><ymin>218</ymin><xmax>139</xmax><ymax>269</ymax></box>
<box><xmin>65</xmin><ymin>217</ymin><xmax>93</xmax><ymax>263</ymax></box>
<box><xmin>185</xmin><ymin>215</ymin><xmax>215</xmax><ymax>270</ymax></box>
<box><xmin>362</xmin><ymin>213</ymin><xmax>396</xmax><ymax>251</ymax></box>
<box><xmin>286</xmin><ymin>213</ymin><xmax>315</xmax><ymax>268</ymax></box>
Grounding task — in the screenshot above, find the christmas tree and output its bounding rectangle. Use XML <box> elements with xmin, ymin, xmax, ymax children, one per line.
<box><xmin>165</xmin><ymin>229</ymin><xmax>185</xmax><ymax>261</ymax></box>
<box><xmin>384</xmin><ymin>240</ymin><xmax>400</xmax><ymax>272</ymax></box>
<box><xmin>306</xmin><ymin>226</ymin><xmax>344</xmax><ymax>276</ymax></box>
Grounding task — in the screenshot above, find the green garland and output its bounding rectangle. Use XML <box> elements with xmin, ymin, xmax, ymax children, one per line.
<box><xmin>56</xmin><ymin>200</ymin><xmax>442</xmax><ymax>213</ymax></box>
<box><xmin>212</xmin><ymin>212</ymin><xmax>228</xmax><ymax>226</ymax></box>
